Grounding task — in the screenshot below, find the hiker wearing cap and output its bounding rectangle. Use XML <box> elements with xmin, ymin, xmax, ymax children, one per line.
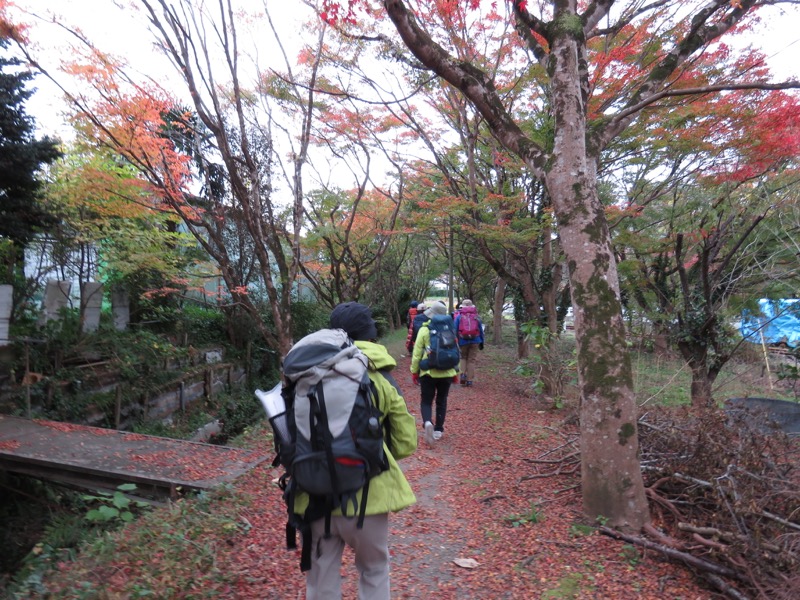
<box><xmin>407</xmin><ymin>302</ymin><xmax>427</xmax><ymax>355</ymax></box>
<box><xmin>410</xmin><ymin>301</ymin><xmax>459</xmax><ymax>445</ymax></box>
<box><xmin>298</xmin><ymin>301</ymin><xmax>417</xmax><ymax>600</ymax></box>
<box><xmin>454</xmin><ymin>299</ymin><xmax>484</xmax><ymax>387</ymax></box>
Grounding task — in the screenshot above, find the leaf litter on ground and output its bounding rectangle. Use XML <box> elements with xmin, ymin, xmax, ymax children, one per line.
<box><xmin>41</xmin><ymin>341</ymin><xmax>710</xmax><ymax>599</ymax></box>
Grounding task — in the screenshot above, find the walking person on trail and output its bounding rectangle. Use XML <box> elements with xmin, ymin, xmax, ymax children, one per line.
<box><xmin>405</xmin><ymin>300</ymin><xmax>420</xmax><ymax>353</ymax></box>
<box><xmin>454</xmin><ymin>299</ymin><xmax>484</xmax><ymax>387</ymax></box>
<box><xmin>303</xmin><ymin>301</ymin><xmax>418</xmax><ymax>600</ymax></box>
<box><xmin>407</xmin><ymin>302</ymin><xmax>427</xmax><ymax>356</ymax></box>
<box><xmin>410</xmin><ymin>301</ymin><xmax>460</xmax><ymax>445</ymax></box>
<box><xmin>452</xmin><ymin>301</ymin><xmax>462</xmax><ymax>322</ymax></box>
<box><xmin>405</xmin><ymin>300</ymin><xmax>418</xmax><ymax>330</ymax></box>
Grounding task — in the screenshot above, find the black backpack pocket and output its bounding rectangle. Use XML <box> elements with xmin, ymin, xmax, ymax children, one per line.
<box><xmin>292</xmin><ymin>451</ymin><xmax>368</xmax><ymax>497</ymax></box>
<box><xmin>269</xmin><ymin>413</ymin><xmax>295</xmax><ymax>468</ymax></box>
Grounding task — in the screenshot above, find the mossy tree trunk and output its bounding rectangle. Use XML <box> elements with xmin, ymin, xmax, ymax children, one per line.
<box><xmin>383</xmin><ymin>0</ymin><xmax>649</xmax><ymax>531</ymax></box>
<box><xmin>542</xmin><ymin>24</ymin><xmax>648</xmax><ymax>530</ymax></box>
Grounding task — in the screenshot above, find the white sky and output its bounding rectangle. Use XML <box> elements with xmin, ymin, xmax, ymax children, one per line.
<box><xmin>736</xmin><ymin>5</ymin><xmax>800</xmax><ymax>80</ymax></box>
<box><xmin>18</xmin><ymin>0</ymin><xmax>312</xmax><ymax>138</ymax></box>
<box><xmin>13</xmin><ymin>1</ymin><xmax>800</xmax><ymax>139</ymax></box>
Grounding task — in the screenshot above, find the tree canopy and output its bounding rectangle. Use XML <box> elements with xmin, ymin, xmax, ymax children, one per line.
<box><xmin>0</xmin><ymin>36</ymin><xmax>60</xmax><ymax>288</ymax></box>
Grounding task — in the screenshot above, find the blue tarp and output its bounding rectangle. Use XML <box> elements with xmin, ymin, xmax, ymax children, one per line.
<box><xmin>740</xmin><ymin>299</ymin><xmax>800</xmax><ymax>348</ymax></box>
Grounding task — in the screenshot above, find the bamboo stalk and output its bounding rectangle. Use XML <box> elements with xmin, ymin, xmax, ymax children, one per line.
<box><xmin>759</xmin><ymin>329</ymin><xmax>774</xmax><ymax>390</ymax></box>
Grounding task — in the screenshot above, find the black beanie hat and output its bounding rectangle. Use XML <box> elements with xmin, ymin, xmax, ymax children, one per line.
<box><xmin>329</xmin><ymin>302</ymin><xmax>378</xmax><ymax>341</ymax></box>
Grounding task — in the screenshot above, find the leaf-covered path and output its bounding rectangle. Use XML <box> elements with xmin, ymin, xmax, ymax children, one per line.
<box><xmin>229</xmin><ymin>343</ymin><xmax>706</xmax><ymax>599</ymax></box>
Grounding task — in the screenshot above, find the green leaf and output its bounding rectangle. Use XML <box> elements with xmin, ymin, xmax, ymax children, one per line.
<box><xmin>85</xmin><ymin>509</ymin><xmax>104</xmax><ymax>522</ymax></box>
<box><xmin>99</xmin><ymin>505</ymin><xmax>119</xmax><ymax>520</ymax></box>
<box><xmin>112</xmin><ymin>492</ymin><xmax>131</xmax><ymax>510</ymax></box>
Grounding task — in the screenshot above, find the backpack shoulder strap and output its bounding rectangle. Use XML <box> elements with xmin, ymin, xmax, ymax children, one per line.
<box><xmin>373</xmin><ymin>370</ymin><xmax>397</xmax><ymax>456</ymax></box>
<box><xmin>376</xmin><ymin>368</ymin><xmax>402</xmax><ymax>396</ymax></box>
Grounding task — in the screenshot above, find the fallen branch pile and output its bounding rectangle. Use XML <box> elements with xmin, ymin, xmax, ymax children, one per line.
<box><xmin>520</xmin><ymin>425</ymin><xmax>580</xmax><ymax>481</ymax></box>
<box><xmin>523</xmin><ymin>404</ymin><xmax>799</xmax><ymax>598</ymax></box>
<box><xmin>625</xmin><ymin>406</ymin><xmax>800</xmax><ymax>599</ymax></box>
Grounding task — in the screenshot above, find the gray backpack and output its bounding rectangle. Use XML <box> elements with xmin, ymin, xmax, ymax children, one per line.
<box><xmin>272</xmin><ymin>329</ymin><xmax>389</xmax><ymax>571</ymax></box>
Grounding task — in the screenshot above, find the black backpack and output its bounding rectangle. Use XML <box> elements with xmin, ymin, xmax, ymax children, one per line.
<box><xmin>410</xmin><ymin>312</ymin><xmax>427</xmax><ymax>346</ymax></box>
<box><xmin>267</xmin><ymin>329</ymin><xmax>389</xmax><ymax>572</ymax></box>
<box><xmin>419</xmin><ymin>314</ymin><xmax>460</xmax><ymax>370</ymax></box>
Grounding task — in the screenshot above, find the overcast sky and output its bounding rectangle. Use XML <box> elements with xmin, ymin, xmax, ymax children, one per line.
<box><xmin>20</xmin><ymin>0</ymin><xmax>311</xmax><ymax>138</ymax></box>
<box><xmin>16</xmin><ymin>1</ymin><xmax>800</xmax><ymax>140</ymax></box>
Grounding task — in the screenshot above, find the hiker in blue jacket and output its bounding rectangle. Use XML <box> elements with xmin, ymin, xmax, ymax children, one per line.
<box><xmin>454</xmin><ymin>299</ymin><xmax>484</xmax><ymax>387</ymax></box>
<box><xmin>301</xmin><ymin>301</ymin><xmax>417</xmax><ymax>600</ymax></box>
<box><xmin>410</xmin><ymin>301</ymin><xmax>459</xmax><ymax>445</ymax></box>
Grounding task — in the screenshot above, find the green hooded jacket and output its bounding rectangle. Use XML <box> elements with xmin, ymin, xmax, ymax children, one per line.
<box><xmin>292</xmin><ymin>340</ymin><xmax>417</xmax><ymax>517</ymax></box>
<box><xmin>410</xmin><ymin>321</ymin><xmax>459</xmax><ymax>378</ymax></box>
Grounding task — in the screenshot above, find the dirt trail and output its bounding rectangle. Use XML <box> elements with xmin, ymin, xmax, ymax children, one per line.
<box><xmin>232</xmin><ymin>343</ymin><xmax>706</xmax><ymax>599</ymax></box>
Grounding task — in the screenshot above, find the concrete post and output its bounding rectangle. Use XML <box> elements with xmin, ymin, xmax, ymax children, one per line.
<box><xmin>111</xmin><ymin>288</ymin><xmax>130</xmax><ymax>331</ymax></box>
<box><xmin>40</xmin><ymin>280</ymin><xmax>72</xmax><ymax>324</ymax></box>
<box><xmin>81</xmin><ymin>282</ymin><xmax>103</xmax><ymax>333</ymax></box>
<box><xmin>0</xmin><ymin>284</ymin><xmax>12</xmax><ymax>346</ymax></box>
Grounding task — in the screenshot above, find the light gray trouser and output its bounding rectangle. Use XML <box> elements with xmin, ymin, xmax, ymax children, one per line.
<box><xmin>305</xmin><ymin>513</ymin><xmax>390</xmax><ymax>600</ymax></box>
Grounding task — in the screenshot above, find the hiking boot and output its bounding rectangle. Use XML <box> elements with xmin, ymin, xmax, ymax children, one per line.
<box><xmin>460</xmin><ymin>373</ymin><xmax>467</xmax><ymax>386</ymax></box>
<box><xmin>424</xmin><ymin>421</ymin><xmax>435</xmax><ymax>445</ymax></box>
<box><xmin>432</xmin><ymin>430</ymin><xmax>443</xmax><ymax>441</ymax></box>
<box><xmin>466</xmin><ymin>380</ymin><xmax>473</xmax><ymax>387</ymax></box>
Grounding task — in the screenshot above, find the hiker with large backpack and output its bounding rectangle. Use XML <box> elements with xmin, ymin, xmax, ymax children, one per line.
<box><xmin>454</xmin><ymin>299</ymin><xmax>484</xmax><ymax>387</ymax></box>
<box><xmin>410</xmin><ymin>301</ymin><xmax>460</xmax><ymax>445</ymax></box>
<box><xmin>263</xmin><ymin>301</ymin><xmax>417</xmax><ymax>600</ymax></box>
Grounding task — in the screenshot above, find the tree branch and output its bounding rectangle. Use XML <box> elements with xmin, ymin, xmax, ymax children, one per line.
<box><xmin>382</xmin><ymin>0</ymin><xmax>547</xmax><ymax>173</ymax></box>
<box><xmin>609</xmin><ymin>80</ymin><xmax>800</xmax><ymax>128</ymax></box>
<box><xmin>598</xmin><ymin>526</ymin><xmax>742</xmax><ymax>579</ymax></box>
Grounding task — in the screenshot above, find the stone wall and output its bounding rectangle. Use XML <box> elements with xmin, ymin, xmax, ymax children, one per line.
<box><xmin>4</xmin><ymin>282</ymin><xmax>251</xmax><ymax>429</ymax></box>
<box><xmin>6</xmin><ymin>343</ymin><xmax>249</xmax><ymax>431</ymax></box>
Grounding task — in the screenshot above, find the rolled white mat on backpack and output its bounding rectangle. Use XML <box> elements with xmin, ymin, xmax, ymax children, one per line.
<box><xmin>255</xmin><ymin>382</ymin><xmax>285</xmax><ymax>418</ymax></box>
<box><xmin>256</xmin><ymin>383</ymin><xmax>293</xmax><ymax>446</ymax></box>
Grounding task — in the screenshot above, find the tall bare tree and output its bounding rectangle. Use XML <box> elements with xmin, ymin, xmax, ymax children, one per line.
<box><xmin>11</xmin><ymin>0</ymin><xmax>336</xmax><ymax>356</ymax></box>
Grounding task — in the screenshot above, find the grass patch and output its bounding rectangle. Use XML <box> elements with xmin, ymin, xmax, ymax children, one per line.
<box><xmin>541</xmin><ymin>572</ymin><xmax>586</xmax><ymax>599</ymax></box>
<box><xmin>380</xmin><ymin>326</ymin><xmax>411</xmax><ymax>361</ymax></box>
<box><xmin>504</xmin><ymin>503</ymin><xmax>544</xmax><ymax>527</ymax></box>
<box><xmin>631</xmin><ymin>347</ymin><xmax>797</xmax><ymax>406</ymax></box>
<box><xmin>9</xmin><ymin>485</ymin><xmax>250</xmax><ymax>598</ymax></box>
<box><xmin>568</xmin><ymin>522</ymin><xmax>595</xmax><ymax>538</ymax></box>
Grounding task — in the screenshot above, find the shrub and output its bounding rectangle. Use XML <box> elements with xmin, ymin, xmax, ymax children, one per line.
<box><xmin>17</xmin><ymin>486</ymin><xmax>250</xmax><ymax>598</ymax></box>
<box><xmin>289</xmin><ymin>299</ymin><xmax>330</xmax><ymax>339</ymax></box>
<box><xmin>179</xmin><ymin>304</ymin><xmax>228</xmax><ymax>346</ymax></box>
<box><xmin>217</xmin><ymin>391</ymin><xmax>264</xmax><ymax>443</ymax></box>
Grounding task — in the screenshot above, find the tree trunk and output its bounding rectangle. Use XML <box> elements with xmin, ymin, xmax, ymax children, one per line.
<box><xmin>515</xmin><ymin>319</ymin><xmax>529</xmax><ymax>359</ymax></box>
<box><xmin>677</xmin><ymin>342</ymin><xmax>715</xmax><ymax>408</ymax></box>
<box><xmin>543</xmin><ymin>30</ymin><xmax>648</xmax><ymax>531</ymax></box>
<box><xmin>653</xmin><ymin>332</ymin><xmax>669</xmax><ymax>357</ymax></box>
<box><xmin>690</xmin><ymin>370</ymin><xmax>714</xmax><ymax>408</ymax></box>
<box><xmin>541</xmin><ymin>223</ymin><xmax>561</xmax><ymax>337</ymax></box>
<box><xmin>382</xmin><ymin>0</ymin><xmax>649</xmax><ymax>532</ymax></box>
<box><xmin>492</xmin><ymin>277</ymin><xmax>506</xmax><ymax>345</ymax></box>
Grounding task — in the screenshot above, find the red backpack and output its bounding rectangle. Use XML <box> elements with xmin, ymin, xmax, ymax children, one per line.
<box><xmin>457</xmin><ymin>306</ymin><xmax>480</xmax><ymax>340</ymax></box>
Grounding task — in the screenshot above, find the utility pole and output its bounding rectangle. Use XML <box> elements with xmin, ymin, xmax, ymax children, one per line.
<box><xmin>448</xmin><ymin>217</ymin><xmax>454</xmax><ymax>313</ymax></box>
